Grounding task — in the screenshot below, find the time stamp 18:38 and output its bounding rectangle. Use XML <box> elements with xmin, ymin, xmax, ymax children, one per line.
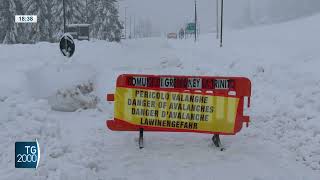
<box><xmin>15</xmin><ymin>15</ymin><xmax>37</xmax><ymax>23</ymax></box>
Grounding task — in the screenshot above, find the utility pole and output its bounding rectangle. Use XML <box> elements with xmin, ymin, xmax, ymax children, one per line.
<box><xmin>216</xmin><ymin>0</ymin><xmax>219</xmax><ymax>39</ymax></box>
<box><xmin>220</xmin><ymin>0</ymin><xmax>224</xmax><ymax>47</ymax></box>
<box><xmin>129</xmin><ymin>16</ymin><xmax>132</xmax><ymax>39</ymax></box>
<box><xmin>133</xmin><ymin>16</ymin><xmax>136</xmax><ymax>38</ymax></box>
<box><xmin>63</xmin><ymin>0</ymin><xmax>66</xmax><ymax>33</ymax></box>
<box><xmin>85</xmin><ymin>0</ymin><xmax>88</xmax><ymax>23</ymax></box>
<box><xmin>194</xmin><ymin>0</ymin><xmax>197</xmax><ymax>42</ymax></box>
<box><xmin>124</xmin><ymin>7</ymin><xmax>127</xmax><ymax>39</ymax></box>
<box><xmin>185</xmin><ymin>21</ymin><xmax>187</xmax><ymax>39</ymax></box>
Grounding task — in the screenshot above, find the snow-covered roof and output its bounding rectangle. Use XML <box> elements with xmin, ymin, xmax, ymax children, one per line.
<box><xmin>67</xmin><ymin>24</ymin><xmax>90</xmax><ymax>27</ymax></box>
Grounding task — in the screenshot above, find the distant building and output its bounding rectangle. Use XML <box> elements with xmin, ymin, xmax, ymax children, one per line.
<box><xmin>167</xmin><ymin>32</ymin><xmax>177</xmax><ymax>39</ymax></box>
<box><xmin>66</xmin><ymin>24</ymin><xmax>90</xmax><ymax>40</ymax></box>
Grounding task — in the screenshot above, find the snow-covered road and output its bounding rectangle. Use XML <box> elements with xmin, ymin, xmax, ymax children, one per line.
<box><xmin>1</xmin><ymin>14</ymin><xmax>320</xmax><ymax>180</ymax></box>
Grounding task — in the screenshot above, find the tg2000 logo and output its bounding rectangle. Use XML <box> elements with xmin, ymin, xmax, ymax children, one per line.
<box><xmin>15</xmin><ymin>139</ymin><xmax>40</xmax><ymax>169</ymax></box>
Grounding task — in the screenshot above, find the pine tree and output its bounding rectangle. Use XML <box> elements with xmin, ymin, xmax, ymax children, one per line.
<box><xmin>0</xmin><ymin>0</ymin><xmax>24</xmax><ymax>44</ymax></box>
<box><xmin>46</xmin><ymin>0</ymin><xmax>54</xmax><ymax>42</ymax></box>
<box><xmin>89</xmin><ymin>0</ymin><xmax>123</xmax><ymax>41</ymax></box>
<box><xmin>24</xmin><ymin>0</ymin><xmax>54</xmax><ymax>42</ymax></box>
<box><xmin>52</xmin><ymin>0</ymin><xmax>85</xmax><ymax>36</ymax></box>
<box><xmin>0</xmin><ymin>0</ymin><xmax>127</xmax><ymax>43</ymax></box>
<box><xmin>0</xmin><ymin>3</ymin><xmax>7</xmax><ymax>42</ymax></box>
<box><xmin>105</xmin><ymin>1</ymin><xmax>122</xmax><ymax>42</ymax></box>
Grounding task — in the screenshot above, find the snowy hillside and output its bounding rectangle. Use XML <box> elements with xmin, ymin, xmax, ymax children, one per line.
<box><xmin>1</xmin><ymin>13</ymin><xmax>320</xmax><ymax>180</ymax></box>
<box><xmin>224</xmin><ymin>0</ymin><xmax>320</xmax><ymax>28</ymax></box>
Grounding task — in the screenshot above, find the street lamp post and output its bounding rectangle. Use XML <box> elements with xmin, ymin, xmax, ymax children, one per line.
<box><xmin>129</xmin><ymin>16</ymin><xmax>132</xmax><ymax>39</ymax></box>
<box><xmin>124</xmin><ymin>7</ymin><xmax>127</xmax><ymax>39</ymax></box>
<box><xmin>220</xmin><ymin>0</ymin><xmax>224</xmax><ymax>47</ymax></box>
<box><xmin>195</xmin><ymin>0</ymin><xmax>197</xmax><ymax>42</ymax></box>
<box><xmin>85</xmin><ymin>0</ymin><xmax>88</xmax><ymax>23</ymax></box>
<box><xmin>216</xmin><ymin>0</ymin><xmax>219</xmax><ymax>39</ymax></box>
<box><xmin>133</xmin><ymin>16</ymin><xmax>136</xmax><ymax>38</ymax></box>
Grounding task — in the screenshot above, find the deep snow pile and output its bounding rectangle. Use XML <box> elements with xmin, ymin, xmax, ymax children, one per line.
<box><xmin>26</xmin><ymin>64</ymin><xmax>98</xmax><ymax>112</ymax></box>
<box><xmin>1</xmin><ymin>14</ymin><xmax>320</xmax><ymax>179</ymax></box>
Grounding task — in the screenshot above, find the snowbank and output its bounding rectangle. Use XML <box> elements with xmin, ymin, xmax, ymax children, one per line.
<box><xmin>26</xmin><ymin>63</ymin><xmax>98</xmax><ymax>112</ymax></box>
<box><xmin>1</xmin><ymin>13</ymin><xmax>320</xmax><ymax>179</ymax></box>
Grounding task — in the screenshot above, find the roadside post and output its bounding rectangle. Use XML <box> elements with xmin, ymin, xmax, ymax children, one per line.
<box><xmin>106</xmin><ymin>74</ymin><xmax>251</xmax><ymax>150</ymax></box>
<box><xmin>220</xmin><ymin>0</ymin><xmax>224</xmax><ymax>47</ymax></box>
<box><xmin>59</xmin><ymin>33</ymin><xmax>75</xmax><ymax>58</ymax></box>
<box><xmin>194</xmin><ymin>0</ymin><xmax>197</xmax><ymax>42</ymax></box>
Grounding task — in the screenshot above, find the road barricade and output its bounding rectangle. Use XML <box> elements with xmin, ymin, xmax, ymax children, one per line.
<box><xmin>106</xmin><ymin>74</ymin><xmax>251</xmax><ymax>149</ymax></box>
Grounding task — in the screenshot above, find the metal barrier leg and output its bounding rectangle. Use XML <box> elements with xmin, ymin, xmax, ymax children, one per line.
<box><xmin>212</xmin><ymin>134</ymin><xmax>225</xmax><ymax>151</ymax></box>
<box><xmin>139</xmin><ymin>128</ymin><xmax>144</xmax><ymax>149</ymax></box>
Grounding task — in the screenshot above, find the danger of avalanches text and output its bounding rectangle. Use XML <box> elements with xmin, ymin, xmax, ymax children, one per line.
<box><xmin>127</xmin><ymin>90</ymin><xmax>216</xmax><ymax>130</ymax></box>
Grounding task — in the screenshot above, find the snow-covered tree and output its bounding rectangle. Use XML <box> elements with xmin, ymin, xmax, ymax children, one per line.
<box><xmin>24</xmin><ymin>0</ymin><xmax>55</xmax><ymax>42</ymax></box>
<box><xmin>0</xmin><ymin>0</ymin><xmax>24</xmax><ymax>44</ymax></box>
<box><xmin>52</xmin><ymin>0</ymin><xmax>85</xmax><ymax>36</ymax></box>
<box><xmin>89</xmin><ymin>0</ymin><xmax>123</xmax><ymax>42</ymax></box>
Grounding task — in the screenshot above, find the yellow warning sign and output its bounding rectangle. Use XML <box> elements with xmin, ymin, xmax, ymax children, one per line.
<box><xmin>114</xmin><ymin>87</ymin><xmax>240</xmax><ymax>133</ymax></box>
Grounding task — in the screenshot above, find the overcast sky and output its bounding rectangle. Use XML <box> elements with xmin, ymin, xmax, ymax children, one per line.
<box><xmin>117</xmin><ymin>0</ymin><xmax>320</xmax><ymax>35</ymax></box>
<box><xmin>118</xmin><ymin>0</ymin><xmax>219</xmax><ymax>34</ymax></box>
